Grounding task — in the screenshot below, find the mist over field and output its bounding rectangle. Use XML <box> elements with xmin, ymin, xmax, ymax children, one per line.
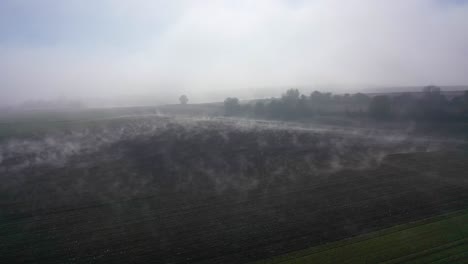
<box><xmin>1</xmin><ymin>1</ymin><xmax>468</xmax><ymax>263</ymax></box>
<box><xmin>0</xmin><ymin>116</ymin><xmax>453</xmax><ymax>174</ymax></box>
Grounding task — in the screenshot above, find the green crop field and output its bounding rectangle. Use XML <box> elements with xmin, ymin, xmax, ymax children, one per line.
<box><xmin>255</xmin><ymin>210</ymin><xmax>468</xmax><ymax>264</ymax></box>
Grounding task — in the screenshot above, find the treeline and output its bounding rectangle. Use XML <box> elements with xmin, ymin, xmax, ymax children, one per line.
<box><xmin>224</xmin><ymin>86</ymin><xmax>468</xmax><ymax>122</ymax></box>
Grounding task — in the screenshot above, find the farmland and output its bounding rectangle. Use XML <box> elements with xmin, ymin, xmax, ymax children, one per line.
<box><xmin>3</xmin><ymin>0</ymin><xmax>468</xmax><ymax>262</ymax></box>
<box><xmin>255</xmin><ymin>210</ymin><xmax>468</xmax><ymax>263</ymax></box>
<box><xmin>1</xmin><ymin>111</ymin><xmax>468</xmax><ymax>263</ymax></box>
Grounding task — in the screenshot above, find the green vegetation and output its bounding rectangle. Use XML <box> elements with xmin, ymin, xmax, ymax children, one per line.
<box><xmin>255</xmin><ymin>210</ymin><xmax>468</xmax><ymax>264</ymax></box>
<box><xmin>225</xmin><ymin>87</ymin><xmax>468</xmax><ymax>122</ymax></box>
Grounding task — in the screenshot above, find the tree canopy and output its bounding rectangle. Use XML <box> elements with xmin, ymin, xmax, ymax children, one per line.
<box><xmin>222</xmin><ymin>86</ymin><xmax>468</xmax><ymax>122</ymax></box>
<box><xmin>179</xmin><ymin>95</ymin><xmax>189</xmax><ymax>105</ymax></box>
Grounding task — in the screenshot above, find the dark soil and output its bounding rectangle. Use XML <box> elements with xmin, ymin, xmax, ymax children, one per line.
<box><xmin>1</xmin><ymin>118</ymin><xmax>467</xmax><ymax>263</ymax></box>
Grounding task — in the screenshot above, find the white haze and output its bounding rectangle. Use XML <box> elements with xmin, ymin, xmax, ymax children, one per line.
<box><xmin>1</xmin><ymin>0</ymin><xmax>468</xmax><ymax>105</ymax></box>
<box><xmin>0</xmin><ymin>116</ymin><xmax>458</xmax><ymax>173</ymax></box>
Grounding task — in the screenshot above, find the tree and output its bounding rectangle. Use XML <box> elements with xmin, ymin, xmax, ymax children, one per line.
<box><xmin>224</xmin><ymin>97</ymin><xmax>241</xmax><ymax>116</ymax></box>
<box><xmin>254</xmin><ymin>101</ymin><xmax>266</xmax><ymax>116</ymax></box>
<box><xmin>298</xmin><ymin>94</ymin><xmax>309</xmax><ymax>115</ymax></box>
<box><xmin>423</xmin><ymin>85</ymin><xmax>441</xmax><ymax>95</ymax></box>
<box><xmin>421</xmin><ymin>86</ymin><xmax>447</xmax><ymax>120</ymax></box>
<box><xmin>352</xmin><ymin>93</ymin><xmax>371</xmax><ymax>105</ymax></box>
<box><xmin>352</xmin><ymin>93</ymin><xmax>371</xmax><ymax>115</ymax></box>
<box><xmin>268</xmin><ymin>99</ymin><xmax>285</xmax><ymax>118</ymax></box>
<box><xmin>392</xmin><ymin>93</ymin><xmax>418</xmax><ymax>119</ymax></box>
<box><xmin>462</xmin><ymin>91</ymin><xmax>468</xmax><ymax>116</ymax></box>
<box><xmin>282</xmin><ymin>89</ymin><xmax>300</xmax><ymax>104</ymax></box>
<box><xmin>309</xmin><ymin>91</ymin><xmax>322</xmax><ymax>103</ymax></box>
<box><xmin>179</xmin><ymin>95</ymin><xmax>188</xmax><ymax>105</ymax></box>
<box><xmin>280</xmin><ymin>89</ymin><xmax>301</xmax><ymax>118</ymax></box>
<box><xmin>369</xmin><ymin>95</ymin><xmax>391</xmax><ymax>119</ymax></box>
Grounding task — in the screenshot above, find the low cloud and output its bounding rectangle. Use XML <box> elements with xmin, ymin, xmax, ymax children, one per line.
<box><xmin>1</xmin><ymin>0</ymin><xmax>468</xmax><ymax>105</ymax></box>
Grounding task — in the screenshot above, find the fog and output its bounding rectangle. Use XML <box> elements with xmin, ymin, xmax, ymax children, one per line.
<box><xmin>1</xmin><ymin>116</ymin><xmax>459</xmax><ymax>196</ymax></box>
<box><xmin>1</xmin><ymin>0</ymin><xmax>468</xmax><ymax>106</ymax></box>
<box><xmin>0</xmin><ymin>115</ymin><xmax>458</xmax><ymax>173</ymax></box>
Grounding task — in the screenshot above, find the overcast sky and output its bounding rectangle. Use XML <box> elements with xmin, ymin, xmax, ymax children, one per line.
<box><xmin>1</xmin><ymin>0</ymin><xmax>468</xmax><ymax>105</ymax></box>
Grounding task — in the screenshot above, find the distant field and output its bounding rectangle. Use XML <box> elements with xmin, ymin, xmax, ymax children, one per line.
<box><xmin>2</xmin><ymin>104</ymin><xmax>468</xmax><ymax>143</ymax></box>
<box><xmin>255</xmin><ymin>210</ymin><xmax>468</xmax><ymax>264</ymax></box>
<box><xmin>0</xmin><ymin>104</ymin><xmax>223</xmax><ymax>141</ymax></box>
<box><xmin>0</xmin><ymin>107</ymin><xmax>157</xmax><ymax>141</ymax></box>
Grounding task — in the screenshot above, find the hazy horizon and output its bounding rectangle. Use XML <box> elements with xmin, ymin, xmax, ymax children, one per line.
<box><xmin>2</xmin><ymin>0</ymin><xmax>468</xmax><ymax>106</ymax></box>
